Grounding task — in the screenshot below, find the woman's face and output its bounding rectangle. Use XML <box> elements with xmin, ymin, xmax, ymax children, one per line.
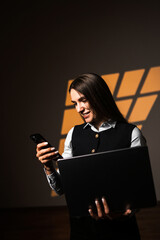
<box><xmin>70</xmin><ymin>89</ymin><xmax>96</xmax><ymax>124</ymax></box>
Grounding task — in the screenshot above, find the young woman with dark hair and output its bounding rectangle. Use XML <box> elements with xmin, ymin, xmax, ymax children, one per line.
<box><xmin>36</xmin><ymin>73</ymin><xmax>146</xmax><ymax>240</ymax></box>
<box><xmin>69</xmin><ymin>73</ymin><xmax>127</xmax><ymax>124</ymax></box>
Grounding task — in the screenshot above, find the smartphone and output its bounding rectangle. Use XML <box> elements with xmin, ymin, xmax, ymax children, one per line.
<box><xmin>30</xmin><ymin>133</ymin><xmax>62</xmax><ymax>160</ymax></box>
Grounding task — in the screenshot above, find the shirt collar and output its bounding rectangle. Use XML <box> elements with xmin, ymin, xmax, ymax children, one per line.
<box><xmin>83</xmin><ymin>120</ymin><xmax>116</xmax><ymax>129</ymax></box>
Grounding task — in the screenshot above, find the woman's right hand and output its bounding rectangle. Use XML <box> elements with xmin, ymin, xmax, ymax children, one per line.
<box><xmin>89</xmin><ymin>197</ymin><xmax>132</xmax><ymax>220</ymax></box>
<box><xmin>36</xmin><ymin>142</ymin><xmax>60</xmax><ymax>174</ymax></box>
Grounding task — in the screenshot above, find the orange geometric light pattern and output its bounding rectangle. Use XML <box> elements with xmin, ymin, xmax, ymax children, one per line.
<box><xmin>59</xmin><ymin>66</ymin><xmax>160</xmax><ymax>155</ymax></box>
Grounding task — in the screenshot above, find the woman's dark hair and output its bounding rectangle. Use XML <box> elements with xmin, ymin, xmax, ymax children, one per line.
<box><xmin>69</xmin><ymin>73</ymin><xmax>127</xmax><ymax>123</ymax></box>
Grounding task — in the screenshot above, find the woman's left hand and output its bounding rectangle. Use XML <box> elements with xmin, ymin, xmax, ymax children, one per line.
<box><xmin>88</xmin><ymin>197</ymin><xmax>132</xmax><ymax>220</ymax></box>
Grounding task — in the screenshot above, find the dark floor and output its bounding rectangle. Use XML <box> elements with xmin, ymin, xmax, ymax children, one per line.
<box><xmin>1</xmin><ymin>203</ymin><xmax>160</xmax><ymax>240</ymax></box>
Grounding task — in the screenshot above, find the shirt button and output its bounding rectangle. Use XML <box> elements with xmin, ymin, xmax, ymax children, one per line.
<box><xmin>91</xmin><ymin>149</ymin><xmax>95</xmax><ymax>153</ymax></box>
<box><xmin>95</xmin><ymin>134</ymin><xmax>99</xmax><ymax>138</ymax></box>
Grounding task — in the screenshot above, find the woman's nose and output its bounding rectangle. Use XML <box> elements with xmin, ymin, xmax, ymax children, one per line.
<box><xmin>76</xmin><ymin>102</ymin><xmax>83</xmax><ymax>112</ymax></box>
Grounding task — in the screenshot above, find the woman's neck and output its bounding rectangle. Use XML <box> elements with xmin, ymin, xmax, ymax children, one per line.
<box><xmin>92</xmin><ymin>118</ymin><xmax>107</xmax><ymax>130</ymax></box>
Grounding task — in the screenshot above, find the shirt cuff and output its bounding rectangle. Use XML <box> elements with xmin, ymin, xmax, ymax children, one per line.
<box><xmin>44</xmin><ymin>168</ymin><xmax>63</xmax><ymax>195</ymax></box>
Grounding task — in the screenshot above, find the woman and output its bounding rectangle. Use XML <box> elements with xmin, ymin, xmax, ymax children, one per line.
<box><xmin>36</xmin><ymin>73</ymin><xmax>146</xmax><ymax>240</ymax></box>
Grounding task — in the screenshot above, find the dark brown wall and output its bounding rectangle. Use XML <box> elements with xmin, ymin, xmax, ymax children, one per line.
<box><xmin>1</xmin><ymin>2</ymin><xmax>160</xmax><ymax>207</ymax></box>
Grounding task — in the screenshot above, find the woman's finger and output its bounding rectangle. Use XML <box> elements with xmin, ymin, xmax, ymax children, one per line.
<box><xmin>102</xmin><ymin>197</ymin><xmax>109</xmax><ymax>215</ymax></box>
<box><xmin>95</xmin><ymin>199</ymin><xmax>103</xmax><ymax>218</ymax></box>
<box><xmin>124</xmin><ymin>209</ymin><xmax>132</xmax><ymax>216</ymax></box>
<box><xmin>36</xmin><ymin>147</ymin><xmax>55</xmax><ymax>158</ymax></box>
<box><xmin>38</xmin><ymin>150</ymin><xmax>59</xmax><ymax>162</ymax></box>
<box><xmin>37</xmin><ymin>142</ymin><xmax>48</xmax><ymax>151</ymax></box>
<box><xmin>88</xmin><ymin>206</ymin><xmax>98</xmax><ymax>220</ymax></box>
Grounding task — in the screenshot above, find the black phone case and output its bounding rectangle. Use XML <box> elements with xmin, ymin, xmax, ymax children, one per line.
<box><xmin>30</xmin><ymin>133</ymin><xmax>62</xmax><ymax>159</ymax></box>
<box><xmin>30</xmin><ymin>133</ymin><xmax>52</xmax><ymax>147</ymax></box>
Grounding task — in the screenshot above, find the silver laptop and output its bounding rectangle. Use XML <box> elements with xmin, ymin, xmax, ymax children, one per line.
<box><xmin>57</xmin><ymin>146</ymin><xmax>157</xmax><ymax>217</ymax></box>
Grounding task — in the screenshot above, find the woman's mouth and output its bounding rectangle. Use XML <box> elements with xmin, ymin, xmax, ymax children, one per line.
<box><xmin>82</xmin><ymin>111</ymin><xmax>90</xmax><ymax>118</ymax></box>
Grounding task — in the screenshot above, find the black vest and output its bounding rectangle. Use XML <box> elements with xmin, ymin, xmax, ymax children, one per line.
<box><xmin>72</xmin><ymin>122</ymin><xmax>135</xmax><ymax>156</ymax></box>
<box><xmin>70</xmin><ymin>122</ymin><xmax>140</xmax><ymax>240</ymax></box>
